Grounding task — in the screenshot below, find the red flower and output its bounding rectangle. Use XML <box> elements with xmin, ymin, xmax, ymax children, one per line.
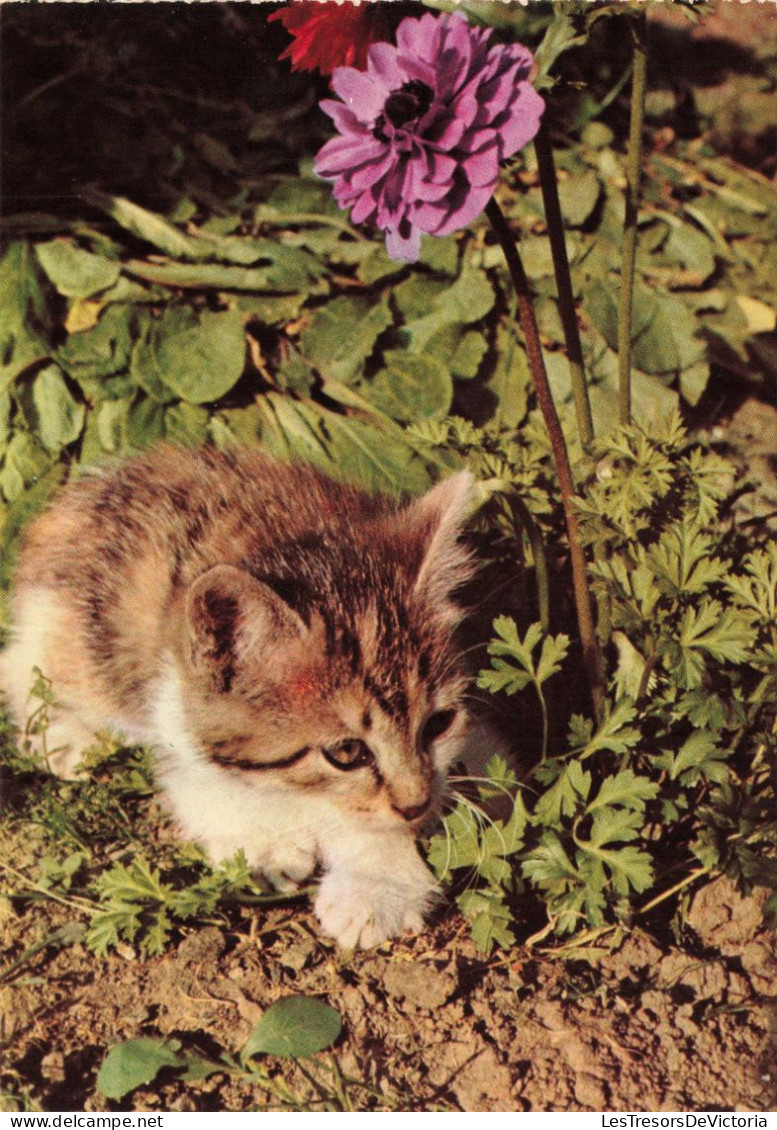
<box><xmin>269</xmin><ymin>1</ymin><xmax>396</xmax><ymax>76</ymax></box>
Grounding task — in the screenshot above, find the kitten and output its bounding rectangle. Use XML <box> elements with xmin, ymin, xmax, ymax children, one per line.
<box><xmin>0</xmin><ymin>446</ymin><xmax>476</xmax><ymax>948</ymax></box>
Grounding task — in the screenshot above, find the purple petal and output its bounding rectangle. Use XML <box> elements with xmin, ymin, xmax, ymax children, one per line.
<box><xmin>367</xmin><ymin>42</ymin><xmax>406</xmax><ymax>91</ymax></box>
<box><xmin>314</xmin><ymin>133</ymin><xmax>386</xmax><ymax>177</ymax></box>
<box><xmin>386</xmin><ymin>221</ymin><xmax>421</xmax><ymax>262</ymax></box>
<box><xmin>494</xmin><ymin>86</ymin><xmax>546</xmax><ymax>157</ymax></box>
<box><xmin>330</xmin><ymin>66</ymin><xmax>387</xmax><ymax>120</ymax></box>
<box><xmin>350</xmin><ymin>191</ymin><xmax>378</xmax><ymax>226</ymax></box>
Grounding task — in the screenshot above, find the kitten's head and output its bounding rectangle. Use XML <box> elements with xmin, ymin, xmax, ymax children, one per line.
<box><xmin>181</xmin><ymin>471</ymin><xmax>477</xmax><ymax>831</ymax></box>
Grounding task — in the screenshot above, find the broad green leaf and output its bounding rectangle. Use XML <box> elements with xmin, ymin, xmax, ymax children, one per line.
<box><xmin>0</xmin><ymin>241</ymin><xmax>52</xmax><ymax>380</ymax></box>
<box><xmin>35</xmin><ymin>239</ymin><xmax>119</xmax><ymax>299</ymax></box>
<box><xmin>96</xmin><ymin>398</ymin><xmax>131</xmax><ymax>453</ymax></box>
<box><xmin>123</xmin><ymin>258</ymin><xmax>322</xmax><ymax>294</ymax></box>
<box><xmin>663</xmin><ymin>224</ymin><xmax>716</xmax><ymax>282</ymax></box>
<box><xmin>27</xmin><ymin>365</ymin><xmax>85</xmax><ymax>452</ymax></box>
<box><xmin>365</xmin><ymin>351</ymin><xmax>453</xmax><ymax>422</ymax></box>
<box><xmin>96</xmin><ymin>1038</ymin><xmax>184</xmax><ymax>1100</ymax></box>
<box><xmin>242</xmin><ymin>996</ymin><xmax>342</xmax><ymax>1061</ymax></box>
<box><xmin>631</xmin><ymin>290</ymin><xmax>706</xmax><ymax>375</ymax></box>
<box><xmin>139</xmin><ymin>307</ymin><xmax>246</xmax><ymax>405</ymax></box>
<box><xmin>0</xmin><ymin>431</ymin><xmax>51</xmax><ymax>503</ymax></box>
<box><xmin>0</xmin><ymin>390</ymin><xmax>11</xmax><ymax>454</ymax></box>
<box><xmin>558</xmin><ymin>171</ymin><xmax>601</xmax><ymax>228</ymax></box>
<box><xmin>56</xmin><ymin>304</ymin><xmax>136</xmax><ymax>393</ymax></box>
<box><xmin>301</xmin><ymin>296</ymin><xmax>392</xmax><ymax>384</ymax></box>
<box><xmin>84</xmin><ymin>191</ymin><xmax>206</xmax><ymax>260</ymax></box>
<box><xmin>480</xmin><ymin>323</ymin><xmax>530</xmax><ymax>428</ymax></box>
<box><xmin>164</xmin><ymin>402</ymin><xmax>210</xmax><ymax>447</ymax></box>
<box><xmin>450</xmin><ymin>330</ymin><xmax>488</xmax><ymax>379</ymax></box>
<box><xmin>403</xmin><ymin>266</ymin><xmax>494</xmax><ymax>352</ymax></box>
<box><xmin>125</xmin><ymin>397</ymin><xmax>166</xmax><ymax>449</ymax></box>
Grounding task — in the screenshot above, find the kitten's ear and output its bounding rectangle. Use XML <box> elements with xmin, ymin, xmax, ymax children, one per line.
<box><xmin>402</xmin><ymin>471</ymin><xmax>478</xmax><ymax>607</ymax></box>
<box><xmin>186</xmin><ymin>565</ymin><xmax>306</xmax><ymax>692</ymax></box>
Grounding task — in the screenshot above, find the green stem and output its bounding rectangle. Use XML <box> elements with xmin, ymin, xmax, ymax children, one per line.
<box><xmin>617</xmin><ymin>8</ymin><xmax>648</xmax><ymax>427</ymax></box>
<box><xmin>485</xmin><ymin>197</ymin><xmax>604</xmax><ymax>717</ymax></box>
<box><xmin>534</xmin><ymin>119</ymin><xmax>594</xmax><ymax>449</ymax></box>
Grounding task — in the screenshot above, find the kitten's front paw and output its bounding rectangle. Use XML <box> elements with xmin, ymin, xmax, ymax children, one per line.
<box><xmin>314</xmin><ymin>869</ymin><xmax>435</xmax><ymax>949</ymax></box>
<box><xmin>260</xmin><ymin>843</ymin><xmax>317</xmax><ymax>893</ymax></box>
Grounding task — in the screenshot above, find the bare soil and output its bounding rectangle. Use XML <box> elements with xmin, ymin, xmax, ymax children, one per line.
<box><xmin>1</xmin><ymin>772</ymin><xmax>776</xmax><ymax>1113</ymax></box>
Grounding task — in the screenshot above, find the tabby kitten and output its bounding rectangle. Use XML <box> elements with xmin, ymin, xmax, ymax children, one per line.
<box><xmin>0</xmin><ymin>447</ymin><xmax>476</xmax><ymax>948</ymax></box>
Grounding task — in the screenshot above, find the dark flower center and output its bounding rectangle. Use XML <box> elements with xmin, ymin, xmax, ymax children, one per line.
<box><xmin>373</xmin><ymin>80</ymin><xmax>433</xmax><ymax>141</ymax></box>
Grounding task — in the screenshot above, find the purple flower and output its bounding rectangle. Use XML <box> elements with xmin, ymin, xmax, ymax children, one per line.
<box><xmin>314</xmin><ymin>10</ymin><xmax>545</xmax><ymax>262</ymax></box>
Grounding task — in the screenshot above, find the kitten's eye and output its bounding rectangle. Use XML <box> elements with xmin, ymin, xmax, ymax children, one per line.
<box><xmin>422</xmin><ymin>709</ymin><xmax>457</xmax><ymax>749</ymax></box>
<box><xmin>323</xmin><ymin>738</ymin><xmax>373</xmax><ymax>771</ymax></box>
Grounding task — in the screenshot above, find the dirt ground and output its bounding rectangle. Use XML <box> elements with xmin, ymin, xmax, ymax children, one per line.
<box><xmin>3</xmin><ymin>0</ymin><xmax>777</xmax><ymax>1114</ymax></box>
<box><xmin>1</xmin><ymin>828</ymin><xmax>775</xmax><ymax>1113</ymax></box>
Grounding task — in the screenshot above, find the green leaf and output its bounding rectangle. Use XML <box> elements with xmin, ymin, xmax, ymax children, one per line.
<box><xmin>534</xmin><ymin>761</ymin><xmax>592</xmax><ymax>826</ymax></box>
<box><xmin>587</xmin><ymin>770</ymin><xmax>658</xmax><ymax>814</ymax></box>
<box><xmin>84</xmin><ymin>191</ymin><xmax>206</xmax><ymax>260</ymax></box>
<box><xmin>124</xmin><ymin>258</ymin><xmax>321</xmax><ymax>293</ymax></box>
<box><xmin>19</xmin><ymin>364</ymin><xmax>85</xmax><ymax>453</ymax></box>
<box><xmin>534</xmin><ymin>7</ymin><xmax>587</xmax><ymax>86</ymax></box>
<box><xmin>96</xmin><ymin>1038</ymin><xmax>184</xmax><ymax>1100</ymax></box>
<box><xmin>95</xmin><ymin>858</ymin><xmax>171</xmax><ymax>904</ymax></box>
<box><xmin>402</xmin><ymin>266</ymin><xmax>494</xmax><ymax>352</ymax></box>
<box><xmin>668</xmin><ymin>601</ymin><xmax>757</xmax><ymax>689</ymax></box>
<box><xmin>427</xmin><ymin>803</ymin><xmax>488</xmax><ymax>880</ymax></box>
<box><xmin>0</xmin><ymin>431</ymin><xmax>51</xmax><ymax>503</ymax></box>
<box><xmin>457</xmin><ymin>889</ymin><xmax>516</xmax><ymax>954</ymax></box>
<box><xmin>0</xmin><ymin>241</ymin><xmax>52</xmax><ymax>380</ymax></box>
<box><xmin>481</xmin><ymin>323</ymin><xmax>530</xmax><ymax>428</ymax></box>
<box><xmin>242</xmin><ymin>997</ymin><xmax>342</xmax><ymax>1061</ymax></box>
<box><xmin>558</xmin><ymin>170</ymin><xmax>601</xmax><ymax>228</ymax></box>
<box><xmin>136</xmin><ymin>307</ymin><xmax>246</xmax><ymax>405</ymax></box>
<box><xmin>663</xmin><ymin>223</ymin><xmax>716</xmax><ymax>282</ymax></box>
<box><xmin>164</xmin><ymin>402</ymin><xmax>210</xmax><ymax>447</ymax></box>
<box><xmin>666</xmin><ymin>729</ymin><xmax>727</xmax><ymax>784</ymax></box>
<box><xmin>450</xmin><ymin>330</ymin><xmax>488</xmax><ymax>379</ymax></box>
<box><xmin>364</xmin><ymin>350</ymin><xmax>453</xmax><ymax>422</ymax></box>
<box><xmin>56</xmin><ymin>305</ymin><xmax>135</xmax><ymax>392</ymax></box>
<box><xmin>301</xmin><ymin>296</ymin><xmax>392</xmax><ymax>384</ymax></box>
<box><xmin>35</xmin><ymin>239</ymin><xmax>120</xmax><ymax>299</ymax></box>
<box><xmin>647</xmin><ymin>522</ymin><xmax>729</xmax><ymax>598</ymax></box>
<box><xmin>577</xmin><ymin>700</ymin><xmax>640</xmax><ymax>759</ymax></box>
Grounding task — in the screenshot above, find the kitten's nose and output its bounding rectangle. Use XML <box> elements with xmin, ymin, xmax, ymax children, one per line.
<box><xmin>392</xmin><ymin>796</ymin><xmax>430</xmax><ymax>822</ymax></box>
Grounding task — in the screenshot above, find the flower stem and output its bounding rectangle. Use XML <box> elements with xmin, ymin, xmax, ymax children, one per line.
<box><xmin>617</xmin><ymin>8</ymin><xmax>648</xmax><ymax>427</ymax></box>
<box><xmin>534</xmin><ymin>119</ymin><xmax>594</xmax><ymax>450</ymax></box>
<box><xmin>485</xmin><ymin>196</ymin><xmax>604</xmax><ymax>716</ymax></box>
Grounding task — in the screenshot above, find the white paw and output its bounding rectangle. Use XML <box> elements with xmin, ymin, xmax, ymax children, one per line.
<box><xmin>39</xmin><ymin>718</ymin><xmax>97</xmax><ymax>780</ymax></box>
<box><xmin>314</xmin><ymin>869</ymin><xmax>435</xmax><ymax>949</ymax></box>
<box><xmin>260</xmin><ymin>843</ymin><xmax>318</xmax><ymax>892</ymax></box>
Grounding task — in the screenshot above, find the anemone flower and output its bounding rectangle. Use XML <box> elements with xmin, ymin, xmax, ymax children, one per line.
<box><xmin>313</xmin><ymin>10</ymin><xmax>544</xmax><ymax>261</ymax></box>
<box><xmin>269</xmin><ymin>1</ymin><xmax>396</xmax><ymax>76</ymax></box>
